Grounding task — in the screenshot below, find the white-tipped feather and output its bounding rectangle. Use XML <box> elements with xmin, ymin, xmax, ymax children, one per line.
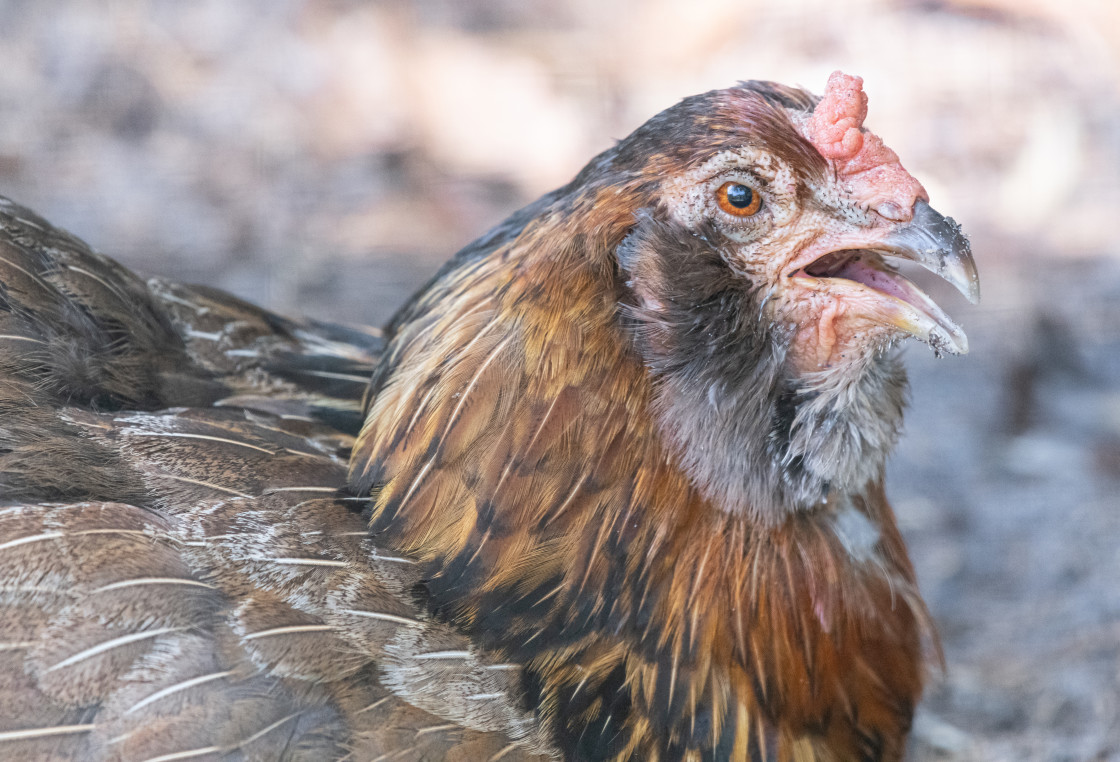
<box><xmin>47</xmin><ymin>627</ymin><xmax>182</xmax><ymax>672</ymax></box>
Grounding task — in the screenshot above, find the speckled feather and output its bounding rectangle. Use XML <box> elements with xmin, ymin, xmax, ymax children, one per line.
<box><xmin>0</xmin><ymin>197</ymin><xmax>555</xmax><ymax>761</ymax></box>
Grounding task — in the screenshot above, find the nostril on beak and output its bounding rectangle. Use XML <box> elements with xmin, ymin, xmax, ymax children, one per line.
<box><xmin>875</xmin><ymin>201</ymin><xmax>907</xmax><ymax>222</ymax></box>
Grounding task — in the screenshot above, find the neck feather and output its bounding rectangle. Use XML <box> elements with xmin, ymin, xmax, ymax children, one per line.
<box><xmin>617</xmin><ymin>213</ymin><xmax>909</xmax><ymax>523</ymax></box>
<box><xmin>350</xmin><ymin>210</ymin><xmax>928</xmax><ymax>759</ymax></box>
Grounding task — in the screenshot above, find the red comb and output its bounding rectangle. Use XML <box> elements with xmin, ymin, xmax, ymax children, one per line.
<box><xmin>807</xmin><ymin>71</ymin><xmax>868</xmax><ymax>161</ymax></box>
<box><xmin>807</xmin><ymin>71</ymin><xmax>927</xmax><ymax>221</ymax></box>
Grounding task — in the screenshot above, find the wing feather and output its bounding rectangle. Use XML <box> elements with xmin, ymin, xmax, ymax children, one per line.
<box><xmin>0</xmin><ymin>194</ymin><xmax>556</xmax><ymax>761</ymax></box>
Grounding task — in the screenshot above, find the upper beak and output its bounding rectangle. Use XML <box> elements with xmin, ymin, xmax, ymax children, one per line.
<box><xmin>876</xmin><ymin>199</ymin><xmax>980</xmax><ymax>305</ymax></box>
<box><xmin>789</xmin><ymin>199</ymin><xmax>980</xmax><ymax>357</ymax></box>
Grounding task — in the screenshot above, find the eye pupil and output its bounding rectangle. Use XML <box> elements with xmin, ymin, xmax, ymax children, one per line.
<box><xmin>715</xmin><ymin>181</ymin><xmax>761</xmax><ymax>216</ymax></box>
<box><xmin>725</xmin><ymin>184</ymin><xmax>753</xmax><ymax>208</ymax></box>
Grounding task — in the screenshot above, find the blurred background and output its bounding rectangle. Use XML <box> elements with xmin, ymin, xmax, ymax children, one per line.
<box><xmin>0</xmin><ymin>0</ymin><xmax>1117</xmax><ymax>758</ymax></box>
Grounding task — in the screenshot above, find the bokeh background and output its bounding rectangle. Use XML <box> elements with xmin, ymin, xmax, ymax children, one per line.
<box><xmin>1</xmin><ymin>0</ymin><xmax>1117</xmax><ymax>758</ymax></box>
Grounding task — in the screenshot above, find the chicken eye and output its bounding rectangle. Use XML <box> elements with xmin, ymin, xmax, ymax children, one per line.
<box><xmin>716</xmin><ymin>182</ymin><xmax>762</xmax><ymax>216</ymax></box>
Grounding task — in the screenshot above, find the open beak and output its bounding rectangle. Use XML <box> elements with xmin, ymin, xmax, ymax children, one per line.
<box><xmin>792</xmin><ymin>200</ymin><xmax>980</xmax><ymax>356</ymax></box>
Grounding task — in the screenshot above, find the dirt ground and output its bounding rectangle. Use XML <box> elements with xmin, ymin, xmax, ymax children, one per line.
<box><xmin>0</xmin><ymin>1</ymin><xmax>1116</xmax><ymax>759</ymax></box>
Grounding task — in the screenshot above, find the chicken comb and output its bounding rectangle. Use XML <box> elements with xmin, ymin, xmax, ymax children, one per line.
<box><xmin>807</xmin><ymin>71</ymin><xmax>927</xmax><ymax>221</ymax></box>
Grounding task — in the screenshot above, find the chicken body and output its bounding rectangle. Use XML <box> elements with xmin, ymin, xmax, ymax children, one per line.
<box><xmin>0</xmin><ymin>73</ymin><xmax>977</xmax><ymax>761</ymax></box>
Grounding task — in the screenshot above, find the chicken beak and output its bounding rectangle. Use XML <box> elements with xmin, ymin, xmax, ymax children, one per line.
<box><xmin>816</xmin><ymin>200</ymin><xmax>980</xmax><ymax>356</ymax></box>
<box><xmin>876</xmin><ymin>199</ymin><xmax>980</xmax><ymax>306</ymax></box>
<box><xmin>786</xmin><ymin>199</ymin><xmax>980</xmax><ymax>359</ymax></box>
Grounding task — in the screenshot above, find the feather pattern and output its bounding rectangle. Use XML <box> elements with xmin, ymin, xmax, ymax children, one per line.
<box><xmin>0</xmin><ymin>196</ymin><xmax>556</xmax><ymax>761</ymax></box>
<box><xmin>351</xmin><ymin>239</ymin><xmax>931</xmax><ymax>758</ymax></box>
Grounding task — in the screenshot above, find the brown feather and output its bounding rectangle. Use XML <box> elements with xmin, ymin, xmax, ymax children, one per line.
<box><xmin>353</xmin><ymin>83</ymin><xmax>941</xmax><ymax>761</ymax></box>
<box><xmin>0</xmin><ymin>195</ymin><xmax>555</xmax><ymax>761</ymax></box>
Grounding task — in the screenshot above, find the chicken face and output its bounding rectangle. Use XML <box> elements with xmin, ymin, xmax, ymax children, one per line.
<box><xmin>653</xmin><ymin>73</ymin><xmax>978</xmax><ymax>374</ymax></box>
<box><xmin>616</xmin><ymin>73</ymin><xmax>979</xmax><ymax>520</ymax></box>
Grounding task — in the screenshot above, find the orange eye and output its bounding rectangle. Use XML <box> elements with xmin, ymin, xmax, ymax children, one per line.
<box><xmin>716</xmin><ymin>181</ymin><xmax>762</xmax><ymax>216</ymax></box>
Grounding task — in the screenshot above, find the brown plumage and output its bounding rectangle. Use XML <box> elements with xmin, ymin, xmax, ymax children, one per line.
<box><xmin>0</xmin><ymin>199</ymin><xmax>551</xmax><ymax>761</ymax></box>
<box><xmin>0</xmin><ymin>72</ymin><xmax>977</xmax><ymax>761</ymax></box>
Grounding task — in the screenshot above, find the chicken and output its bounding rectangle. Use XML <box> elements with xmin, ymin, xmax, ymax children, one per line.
<box><xmin>0</xmin><ymin>71</ymin><xmax>978</xmax><ymax>761</ymax></box>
